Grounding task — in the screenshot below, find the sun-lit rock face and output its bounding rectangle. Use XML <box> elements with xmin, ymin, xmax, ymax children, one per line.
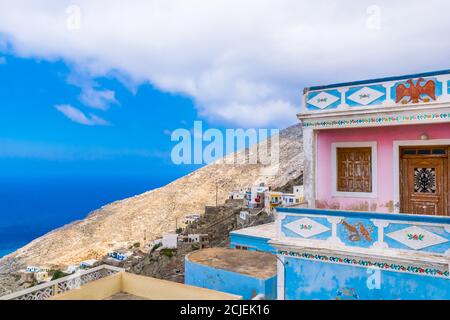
<box><xmin>0</xmin><ymin>124</ymin><xmax>303</xmax><ymax>274</ymax></box>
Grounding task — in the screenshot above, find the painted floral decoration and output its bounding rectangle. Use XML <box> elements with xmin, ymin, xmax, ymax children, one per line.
<box><xmin>407</xmin><ymin>233</ymin><xmax>425</xmax><ymax>241</ymax></box>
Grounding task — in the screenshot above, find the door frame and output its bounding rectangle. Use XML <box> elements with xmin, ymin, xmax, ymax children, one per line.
<box><xmin>393</xmin><ymin>139</ymin><xmax>450</xmax><ymax>214</ymax></box>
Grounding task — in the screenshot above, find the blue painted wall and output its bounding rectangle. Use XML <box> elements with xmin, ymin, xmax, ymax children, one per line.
<box><xmin>284</xmin><ymin>257</ymin><xmax>450</xmax><ymax>300</ymax></box>
<box><xmin>229</xmin><ymin>233</ymin><xmax>275</xmax><ymax>254</ymax></box>
<box><xmin>277</xmin><ymin>208</ymin><xmax>450</xmax><ymax>256</ymax></box>
<box><xmin>185</xmin><ymin>258</ymin><xmax>277</xmax><ymax>300</ymax></box>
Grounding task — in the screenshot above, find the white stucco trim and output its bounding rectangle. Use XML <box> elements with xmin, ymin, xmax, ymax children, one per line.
<box><xmin>276</xmin><ymin>255</ymin><xmax>285</xmax><ymax>300</ymax></box>
<box><xmin>303</xmin><ymin>128</ymin><xmax>316</xmax><ymax>208</ymax></box>
<box><xmin>392</xmin><ymin>139</ymin><xmax>450</xmax><ymax>213</ymax></box>
<box><xmin>331</xmin><ymin>141</ymin><xmax>378</xmax><ymax>198</ymax></box>
<box><xmin>298</xmin><ymin>105</ymin><xmax>450</xmax><ymax>130</ymax></box>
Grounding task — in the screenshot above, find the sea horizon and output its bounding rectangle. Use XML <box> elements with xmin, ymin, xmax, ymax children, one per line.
<box><xmin>0</xmin><ymin>175</ymin><xmax>174</xmax><ymax>259</ymax></box>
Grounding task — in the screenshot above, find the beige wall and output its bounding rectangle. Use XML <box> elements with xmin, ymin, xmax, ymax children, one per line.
<box><xmin>51</xmin><ymin>274</ymin><xmax>122</xmax><ymax>300</ymax></box>
<box><xmin>51</xmin><ymin>272</ymin><xmax>241</xmax><ymax>300</ymax></box>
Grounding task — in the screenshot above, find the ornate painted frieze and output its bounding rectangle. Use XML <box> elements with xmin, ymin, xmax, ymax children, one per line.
<box><xmin>277</xmin><ymin>208</ymin><xmax>450</xmax><ymax>256</ymax></box>
<box><xmin>302</xmin><ymin>111</ymin><xmax>450</xmax><ymax>129</ymax></box>
<box><xmin>302</xmin><ymin>72</ymin><xmax>450</xmax><ymax>119</ymax></box>
<box><xmin>278</xmin><ymin>250</ymin><xmax>450</xmax><ymax>278</ymax></box>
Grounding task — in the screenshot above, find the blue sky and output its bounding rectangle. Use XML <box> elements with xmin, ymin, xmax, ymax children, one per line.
<box><xmin>0</xmin><ymin>53</ymin><xmax>214</xmax><ymax>236</ymax></box>
<box><xmin>0</xmin><ymin>53</ymin><xmax>207</xmax><ymax>180</ymax></box>
<box><xmin>0</xmin><ymin>0</ymin><xmax>449</xmax><ymax>182</ymax></box>
<box><xmin>0</xmin><ymin>1</ymin><xmax>449</xmax><ymax>246</ymax></box>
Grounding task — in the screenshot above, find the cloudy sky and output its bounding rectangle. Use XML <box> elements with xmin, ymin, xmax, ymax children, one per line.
<box><xmin>1</xmin><ymin>1</ymin><xmax>449</xmax><ymax>127</ymax></box>
<box><xmin>0</xmin><ymin>0</ymin><xmax>449</xmax><ymax>177</ymax></box>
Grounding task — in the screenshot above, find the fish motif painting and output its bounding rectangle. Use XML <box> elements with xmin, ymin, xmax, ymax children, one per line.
<box><xmin>336</xmin><ymin>288</ymin><xmax>359</xmax><ymax>300</ymax></box>
<box><xmin>339</xmin><ymin>219</ymin><xmax>375</xmax><ymax>246</ymax></box>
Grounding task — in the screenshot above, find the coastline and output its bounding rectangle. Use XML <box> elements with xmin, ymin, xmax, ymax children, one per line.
<box><xmin>0</xmin><ymin>177</ymin><xmax>170</xmax><ymax>262</ymax></box>
<box><xmin>0</xmin><ymin>249</ymin><xmax>13</xmax><ymax>259</ymax></box>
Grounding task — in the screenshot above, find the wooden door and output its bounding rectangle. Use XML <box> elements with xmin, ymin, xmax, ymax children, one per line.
<box><xmin>400</xmin><ymin>147</ymin><xmax>448</xmax><ymax>216</ymax></box>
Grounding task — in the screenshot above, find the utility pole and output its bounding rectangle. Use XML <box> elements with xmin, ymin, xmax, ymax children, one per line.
<box><xmin>215</xmin><ymin>183</ymin><xmax>218</xmax><ymax>207</ymax></box>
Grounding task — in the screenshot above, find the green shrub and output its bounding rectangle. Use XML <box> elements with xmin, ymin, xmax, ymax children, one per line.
<box><xmin>160</xmin><ymin>248</ymin><xmax>175</xmax><ymax>258</ymax></box>
<box><xmin>151</xmin><ymin>242</ymin><xmax>162</xmax><ymax>253</ymax></box>
<box><xmin>51</xmin><ymin>270</ymin><xmax>68</xmax><ymax>281</ymax></box>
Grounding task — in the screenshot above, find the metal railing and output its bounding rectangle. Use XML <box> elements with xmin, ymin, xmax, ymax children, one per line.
<box><xmin>0</xmin><ymin>265</ymin><xmax>124</xmax><ymax>300</ymax></box>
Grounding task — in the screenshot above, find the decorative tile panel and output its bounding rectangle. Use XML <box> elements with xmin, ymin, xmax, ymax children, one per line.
<box><xmin>284</xmin><ymin>217</ymin><xmax>330</xmax><ymax>238</ymax></box>
<box><xmin>386</xmin><ymin>226</ymin><xmax>448</xmax><ymax>250</ymax></box>
<box><xmin>306</xmin><ymin>90</ymin><xmax>341</xmax><ymax>110</ymax></box>
<box><xmin>346</xmin><ymin>85</ymin><xmax>385</xmax><ymax>106</ymax></box>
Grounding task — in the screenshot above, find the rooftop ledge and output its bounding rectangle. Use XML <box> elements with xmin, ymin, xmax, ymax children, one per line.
<box><xmin>276</xmin><ymin>207</ymin><xmax>450</xmax><ymax>225</ymax></box>
<box><xmin>305</xmin><ymin>69</ymin><xmax>450</xmax><ymax>92</ymax></box>
<box><xmin>270</xmin><ymin>238</ymin><xmax>450</xmax><ymax>267</ymax></box>
<box><xmin>275</xmin><ymin>208</ymin><xmax>450</xmax><ymax>276</ymax></box>
<box><xmin>299</xmin><ymin>69</ymin><xmax>450</xmax><ymax>128</ymax></box>
<box><xmin>1</xmin><ymin>265</ymin><xmax>241</xmax><ymax>300</ymax></box>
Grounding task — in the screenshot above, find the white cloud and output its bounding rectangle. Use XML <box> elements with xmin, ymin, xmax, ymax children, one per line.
<box><xmin>0</xmin><ymin>1</ymin><xmax>449</xmax><ymax>127</ymax></box>
<box><xmin>55</xmin><ymin>104</ymin><xmax>110</xmax><ymax>126</ymax></box>
<box><xmin>79</xmin><ymin>87</ymin><xmax>117</xmax><ymax>110</ymax></box>
<box><xmin>67</xmin><ymin>72</ymin><xmax>118</xmax><ymax>110</ymax></box>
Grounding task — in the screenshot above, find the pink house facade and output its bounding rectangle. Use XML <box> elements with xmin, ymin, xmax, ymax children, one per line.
<box><xmin>228</xmin><ymin>71</ymin><xmax>450</xmax><ymax>300</ymax></box>
<box><xmin>299</xmin><ymin>70</ymin><xmax>450</xmax><ymax>217</ymax></box>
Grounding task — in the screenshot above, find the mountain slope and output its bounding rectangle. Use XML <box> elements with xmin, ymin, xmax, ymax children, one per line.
<box><xmin>0</xmin><ymin>124</ymin><xmax>303</xmax><ymax>273</ymax></box>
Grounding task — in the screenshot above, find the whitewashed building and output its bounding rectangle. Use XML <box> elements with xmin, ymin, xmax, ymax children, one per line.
<box><xmin>162</xmin><ymin>233</ymin><xmax>179</xmax><ymax>249</ymax></box>
<box><xmin>184</xmin><ymin>214</ymin><xmax>201</xmax><ymax>225</ymax></box>
<box><xmin>79</xmin><ymin>259</ymin><xmax>97</xmax><ymax>269</ymax></box>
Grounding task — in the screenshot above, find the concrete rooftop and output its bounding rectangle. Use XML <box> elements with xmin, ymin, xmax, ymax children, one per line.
<box><xmin>230</xmin><ymin>222</ymin><xmax>275</xmax><ymax>240</ymax></box>
<box><xmin>187</xmin><ymin>247</ymin><xmax>276</xmax><ymax>279</ymax></box>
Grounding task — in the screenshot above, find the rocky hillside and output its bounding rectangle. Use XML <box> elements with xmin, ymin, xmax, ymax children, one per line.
<box><xmin>0</xmin><ymin>124</ymin><xmax>303</xmax><ymax>274</ymax></box>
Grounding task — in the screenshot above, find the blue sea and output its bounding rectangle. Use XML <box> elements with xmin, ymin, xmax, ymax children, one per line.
<box><xmin>0</xmin><ymin>176</ymin><xmax>171</xmax><ymax>258</ymax></box>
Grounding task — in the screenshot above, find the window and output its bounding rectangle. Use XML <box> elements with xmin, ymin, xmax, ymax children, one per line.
<box><xmin>402</xmin><ymin>147</ymin><xmax>447</xmax><ymax>156</ymax></box>
<box><xmin>336</xmin><ymin>147</ymin><xmax>372</xmax><ymax>193</ymax></box>
<box><xmin>331</xmin><ymin>142</ymin><xmax>377</xmax><ymax>198</ymax></box>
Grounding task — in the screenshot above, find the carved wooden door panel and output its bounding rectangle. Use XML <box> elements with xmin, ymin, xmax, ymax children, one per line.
<box><xmin>400</xmin><ymin>147</ymin><xmax>448</xmax><ymax>216</ymax></box>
